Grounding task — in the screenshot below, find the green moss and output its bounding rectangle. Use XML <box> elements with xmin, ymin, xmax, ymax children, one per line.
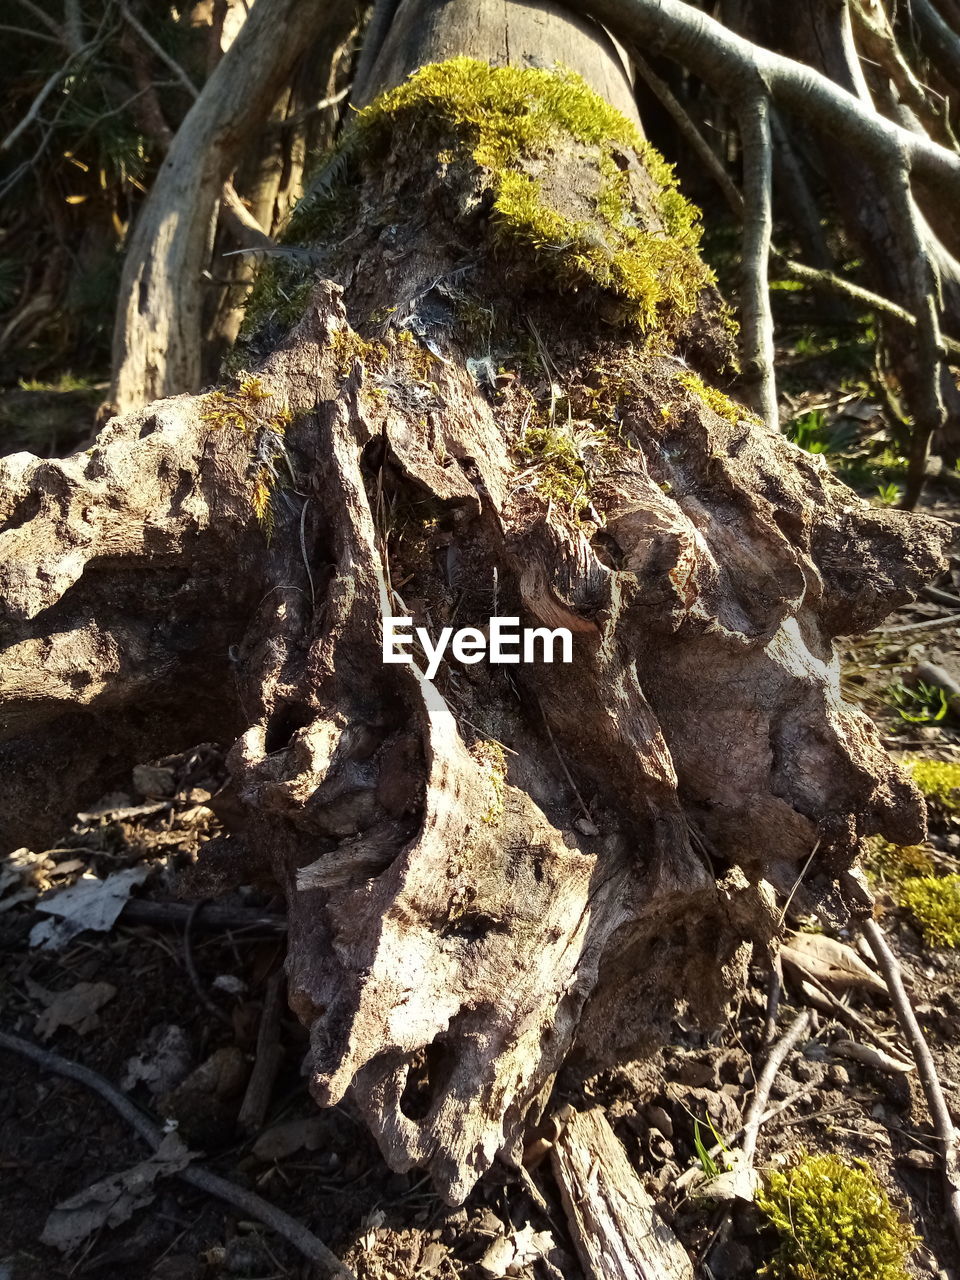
<box><xmin>200</xmin><ymin>374</ymin><xmax>291</xmax><ymax>535</ymax></box>
<box><xmin>471</xmin><ymin>739</ymin><xmax>507</xmax><ymax>824</ymax></box>
<box><xmin>291</xmin><ymin>58</ymin><xmax>710</xmax><ymax>331</ymax></box>
<box><xmin>240</xmin><ymin>262</ymin><xmax>314</xmax><ymax>345</ymax></box>
<box><xmin>898</xmin><ymin>875</ymin><xmax>960</xmax><ymax>947</ymax></box>
<box><xmin>907</xmin><ymin>758</ymin><xmax>960</xmax><ymax>810</ymax></box>
<box><xmin>755</xmin><ymin>1152</ymin><xmax>915</xmax><ymax>1280</ymax></box>
<box><xmin>862</xmin><ymin>837</ymin><xmax>935</xmax><ymax>886</ymax></box>
<box><xmin>677</xmin><ymin>370</ymin><xmax>754</xmax><ymax>426</ymax></box>
<box><xmin>515</xmin><ymin>423</ymin><xmax>588</xmax><ymax>507</ymax></box>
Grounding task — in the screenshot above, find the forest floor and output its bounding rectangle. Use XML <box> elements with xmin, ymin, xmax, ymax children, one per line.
<box><xmin>2</xmin><ymin>325</ymin><xmax>960</xmax><ymax>1280</ymax></box>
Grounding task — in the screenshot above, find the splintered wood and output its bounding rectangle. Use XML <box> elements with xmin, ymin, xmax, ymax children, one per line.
<box><xmin>551</xmin><ymin>1108</ymin><xmax>693</xmax><ymax>1280</ymax></box>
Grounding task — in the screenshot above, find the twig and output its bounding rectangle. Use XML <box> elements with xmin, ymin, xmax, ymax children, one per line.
<box><xmin>183</xmin><ymin>901</ymin><xmax>234</xmax><ymax>1027</ymax></box>
<box><xmin>13</xmin><ymin>0</ymin><xmax>64</xmax><ymax>42</ymax></box>
<box><xmin>772</xmin><ymin>253</ymin><xmax>960</xmax><ymax>357</ymax></box>
<box><xmin>0</xmin><ymin>1029</ymin><xmax>355</xmax><ymax>1278</ymax></box>
<box><xmin>789</xmin><ymin>964</ymin><xmax>911</xmax><ymax>1062</ymax></box>
<box><xmin>0</xmin><ymin>23</ymin><xmax>60</xmax><ymax>43</ymax></box>
<box><xmin>860</xmin><ymin>914</ymin><xmax>960</xmax><ymax>1249</ymax></box>
<box><xmin>738</xmin><ymin>92</ymin><xmax>778</xmax><ymax>428</ymax></box>
<box><xmin>875</xmin><ymin>611</ymin><xmax>960</xmax><ymax>635</ymax></box>
<box><xmin>762</xmin><ymin>951</ymin><xmax>782</xmax><ymax>1048</ymax></box>
<box><xmin>741</xmin><ymin>1010</ymin><xmax>814</xmax><ymax>1165</ymax></box>
<box><xmin>120</xmin><ymin>899</ymin><xmax>286</xmax><ymax>933</ymax></box>
<box><xmin>633</xmin><ymin>50</ymin><xmax>743</xmax><ymax>218</ymax></box>
<box><xmin>888</xmin><ymin>162</ymin><xmax>946</xmax><ymax>509</ymax></box>
<box><xmin>1</xmin><ymin>43</ymin><xmax>93</xmax><ymax>152</ymax></box>
<box><xmin>238</xmin><ymin>970</ymin><xmax>286</xmax><ymax>1134</ymax></box>
<box><xmin>535</xmin><ymin>694</ymin><xmax>592</xmax><ymax>821</ymax></box>
<box><xmin>119</xmin><ymin>1</ymin><xmax>199</xmax><ymax>98</ymax></box>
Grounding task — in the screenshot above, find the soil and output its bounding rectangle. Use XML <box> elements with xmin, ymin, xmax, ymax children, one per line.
<box><xmin>2</xmin><ymin>363</ymin><xmax>960</xmax><ymax>1280</ymax></box>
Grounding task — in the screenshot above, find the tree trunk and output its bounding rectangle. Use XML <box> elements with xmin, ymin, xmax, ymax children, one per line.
<box><xmin>107</xmin><ymin>0</ymin><xmax>355</xmax><ymax>416</ymax></box>
<box><xmin>1</xmin><ymin>0</ymin><xmax>947</xmax><ymax>1205</ymax></box>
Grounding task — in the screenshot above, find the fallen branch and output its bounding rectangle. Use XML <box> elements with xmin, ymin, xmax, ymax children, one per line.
<box><xmin>741</xmin><ymin>1009</ymin><xmax>814</xmax><ymax>1166</ymax></box>
<box><xmin>860</xmin><ymin>913</ymin><xmax>960</xmax><ymax>1250</ymax></box>
<box><xmin>0</xmin><ymin>1029</ymin><xmax>354</xmax><ymax>1278</ymax></box>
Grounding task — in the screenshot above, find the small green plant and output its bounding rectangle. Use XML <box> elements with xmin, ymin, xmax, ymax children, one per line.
<box><xmin>785</xmin><ymin>410</ymin><xmax>859</xmax><ymax>456</ymax></box>
<box><xmin>898</xmin><ymin>875</ymin><xmax>960</xmax><ymax>948</ymax></box>
<box><xmin>908</xmin><ymin>757</ymin><xmax>960</xmax><ymax>810</ymax></box>
<box><xmin>692</xmin><ymin>1112</ymin><xmax>731</xmax><ymax>1179</ymax></box>
<box><xmin>875</xmin><ymin>482</ymin><xmax>902</xmax><ymax>506</ymax></box>
<box><xmin>886</xmin><ymin>681</ymin><xmax>949</xmax><ymax>724</ymax></box>
<box><xmin>755</xmin><ymin>1151</ymin><xmax>915</xmax><ymax>1280</ymax></box>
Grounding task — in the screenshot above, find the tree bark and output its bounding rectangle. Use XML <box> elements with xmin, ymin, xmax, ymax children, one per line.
<box><xmin>1</xmin><ymin>0</ymin><xmax>949</xmax><ymax>1205</ymax></box>
<box><xmin>108</xmin><ymin>0</ymin><xmax>355</xmax><ymax>416</ymax></box>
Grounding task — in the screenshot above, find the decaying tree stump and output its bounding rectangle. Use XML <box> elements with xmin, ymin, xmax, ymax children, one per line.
<box><xmin>0</xmin><ymin>0</ymin><xmax>949</xmax><ymax>1203</ymax></box>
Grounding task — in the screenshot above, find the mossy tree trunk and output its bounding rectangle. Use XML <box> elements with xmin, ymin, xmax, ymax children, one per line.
<box><xmin>0</xmin><ymin>0</ymin><xmax>948</xmax><ymax>1203</ymax></box>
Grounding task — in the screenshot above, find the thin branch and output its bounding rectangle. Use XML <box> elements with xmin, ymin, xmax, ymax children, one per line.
<box><xmin>12</xmin><ymin>0</ymin><xmax>63</xmax><ymax>42</ymax></box>
<box><xmin>860</xmin><ymin>914</ymin><xmax>960</xmax><ymax>1250</ymax></box>
<box><xmin>0</xmin><ymin>1028</ymin><xmax>356</xmax><ymax>1278</ymax></box>
<box><xmin>1</xmin><ymin>46</ymin><xmax>91</xmax><ymax>153</ymax></box>
<box><xmin>741</xmin><ymin>1009</ymin><xmax>814</xmax><ymax>1165</ymax></box>
<box><xmin>633</xmin><ymin>50</ymin><xmax>744</xmax><ymax>218</ymax></box>
<box><xmin>0</xmin><ymin>23</ymin><xmax>61</xmax><ymax>44</ymax></box>
<box><xmin>119</xmin><ymin>1</ymin><xmax>199</xmax><ymax>98</ymax></box>
<box><xmin>773</xmin><ymin>252</ymin><xmax>960</xmax><ymax>355</ymax></box>
<box><xmin>738</xmin><ymin>93</ymin><xmax>778</xmax><ymax>427</ymax></box>
<box><xmin>888</xmin><ymin>159</ymin><xmax>947</xmax><ymax>507</ymax></box>
<box><xmin>575</xmin><ymin>0</ymin><xmax>960</xmax><ymax>206</ymax></box>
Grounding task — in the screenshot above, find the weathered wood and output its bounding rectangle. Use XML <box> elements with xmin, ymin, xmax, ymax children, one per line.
<box><xmin>551</xmin><ymin>1107</ymin><xmax>694</xmax><ymax>1280</ymax></box>
<box><xmin>0</xmin><ymin>0</ymin><xmax>949</xmax><ymax>1208</ymax></box>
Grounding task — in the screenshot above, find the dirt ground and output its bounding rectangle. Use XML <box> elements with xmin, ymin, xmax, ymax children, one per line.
<box><xmin>3</xmin><ymin>375</ymin><xmax>960</xmax><ymax>1279</ymax></box>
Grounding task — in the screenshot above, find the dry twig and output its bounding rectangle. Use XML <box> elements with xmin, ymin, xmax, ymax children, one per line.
<box><xmin>860</xmin><ymin>914</ymin><xmax>960</xmax><ymax>1249</ymax></box>
<box><xmin>741</xmin><ymin>1010</ymin><xmax>814</xmax><ymax>1166</ymax></box>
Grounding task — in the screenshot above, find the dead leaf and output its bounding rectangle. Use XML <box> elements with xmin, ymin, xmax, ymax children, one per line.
<box><xmin>29</xmin><ymin>867</ymin><xmax>150</xmax><ymax>950</ymax></box>
<box><xmin>782</xmin><ymin>931</ymin><xmax>886</xmax><ymax>995</ymax></box>
<box><xmin>40</xmin><ymin>1132</ymin><xmax>192</xmax><ymax>1252</ymax></box>
<box><xmin>252</xmin><ymin>1116</ymin><xmax>328</xmax><ymax>1162</ymax></box>
<box><xmin>33</xmin><ymin>981</ymin><xmax>117</xmax><ymax>1040</ymax></box>
<box><xmin>833</xmin><ymin>1040</ymin><xmax>914</xmax><ymax>1074</ymax></box>
<box><xmin>122</xmin><ymin>1024</ymin><xmax>192</xmax><ymax>1095</ymax></box>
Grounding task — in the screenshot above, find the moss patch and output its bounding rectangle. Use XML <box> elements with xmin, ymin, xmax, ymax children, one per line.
<box><xmin>907</xmin><ymin>757</ymin><xmax>960</xmax><ymax>811</ymax></box>
<box><xmin>470</xmin><ymin>739</ymin><xmax>507</xmax><ymax>825</ymax></box>
<box><xmin>898</xmin><ymin>875</ymin><xmax>960</xmax><ymax>948</ymax></box>
<box><xmin>200</xmin><ymin>373</ymin><xmax>292</xmax><ymax>536</ymax></box>
<box><xmin>286</xmin><ymin>58</ymin><xmax>710</xmax><ymax>333</ymax></box>
<box><xmin>677</xmin><ymin>370</ymin><xmax>755</xmax><ymax>426</ymax></box>
<box><xmin>756</xmin><ymin>1151</ymin><xmax>915</xmax><ymax>1280</ymax></box>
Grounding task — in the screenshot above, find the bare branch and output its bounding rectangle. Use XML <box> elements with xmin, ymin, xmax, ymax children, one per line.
<box><xmin>12</xmin><ymin>0</ymin><xmax>64</xmax><ymax>42</ymax></box>
<box><xmin>575</xmin><ymin>0</ymin><xmax>960</xmax><ymax>206</ymax></box>
<box><xmin>860</xmin><ymin>914</ymin><xmax>960</xmax><ymax>1250</ymax></box>
<box><xmin>0</xmin><ymin>23</ymin><xmax>61</xmax><ymax>44</ymax></box>
<box><xmin>119</xmin><ymin>1</ymin><xmax>199</xmax><ymax>99</ymax></box>
<box><xmin>633</xmin><ymin>50</ymin><xmax>744</xmax><ymax>217</ymax></box>
<box><xmin>738</xmin><ymin>94</ymin><xmax>778</xmax><ymax>427</ymax></box>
